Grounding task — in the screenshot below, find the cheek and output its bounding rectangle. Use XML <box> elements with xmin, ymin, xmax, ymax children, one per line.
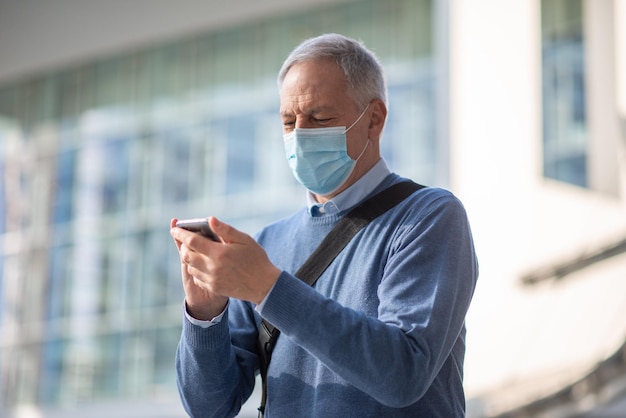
<box><xmin>346</xmin><ymin>130</ymin><xmax>369</xmax><ymax>159</ymax></box>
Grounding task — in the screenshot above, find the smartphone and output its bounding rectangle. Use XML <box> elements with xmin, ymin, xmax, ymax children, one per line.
<box><xmin>176</xmin><ymin>218</ymin><xmax>219</xmax><ymax>242</ymax></box>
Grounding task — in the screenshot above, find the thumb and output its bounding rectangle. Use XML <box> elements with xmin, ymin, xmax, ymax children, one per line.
<box><xmin>209</xmin><ymin>216</ymin><xmax>248</xmax><ymax>244</ymax></box>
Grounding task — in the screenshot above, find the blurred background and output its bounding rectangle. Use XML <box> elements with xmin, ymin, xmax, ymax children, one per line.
<box><xmin>1</xmin><ymin>0</ymin><xmax>625</xmax><ymax>417</ymax></box>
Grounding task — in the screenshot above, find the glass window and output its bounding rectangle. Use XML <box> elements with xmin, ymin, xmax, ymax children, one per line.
<box><xmin>39</xmin><ymin>338</ymin><xmax>65</xmax><ymax>404</ymax></box>
<box><xmin>152</xmin><ymin>326</ymin><xmax>181</xmax><ymax>390</ymax></box>
<box><xmin>161</xmin><ymin>129</ymin><xmax>192</xmax><ymax>203</ymax></box>
<box><xmin>542</xmin><ymin>0</ymin><xmax>587</xmax><ymax>187</ymax></box>
<box><xmin>137</xmin><ymin>228</ymin><xmax>181</xmax><ymax>309</ymax></box>
<box><xmin>101</xmin><ymin>138</ymin><xmax>130</xmax><ymax>214</ymax></box>
<box><xmin>0</xmin><ymin>232</ymin><xmax>3</xmax><ymax>325</ymax></box>
<box><xmin>0</xmin><ymin>152</ymin><xmax>5</xmax><ymax>235</ymax></box>
<box><xmin>52</xmin><ymin>148</ymin><xmax>77</xmax><ymax>223</ymax></box>
<box><xmin>57</xmin><ymin>71</ymin><xmax>82</xmax><ymax>135</ymax></box>
<box><xmin>47</xmin><ymin>244</ymin><xmax>72</xmax><ymax>320</ymax></box>
<box><xmin>211</xmin><ymin>113</ymin><xmax>258</xmax><ymax>195</ymax></box>
<box><xmin>385</xmin><ymin>64</ymin><xmax>437</xmax><ymax>185</ymax></box>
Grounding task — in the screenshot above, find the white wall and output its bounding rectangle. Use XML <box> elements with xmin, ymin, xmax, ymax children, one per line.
<box><xmin>449</xmin><ymin>0</ymin><xmax>626</xmax><ymax>412</ymax></box>
<box><xmin>617</xmin><ymin>0</ymin><xmax>626</xmax><ymax>118</ymax></box>
<box><xmin>449</xmin><ymin>0</ymin><xmax>544</xmax><ymax>395</ymax></box>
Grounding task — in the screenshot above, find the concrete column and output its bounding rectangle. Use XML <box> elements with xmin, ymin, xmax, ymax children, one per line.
<box><xmin>585</xmin><ymin>0</ymin><xmax>621</xmax><ymax>196</ymax></box>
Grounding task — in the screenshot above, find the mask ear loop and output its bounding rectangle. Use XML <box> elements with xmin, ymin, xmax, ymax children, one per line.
<box><xmin>345</xmin><ymin>104</ymin><xmax>370</xmax><ymax>133</ymax></box>
<box><xmin>352</xmin><ymin>138</ymin><xmax>370</xmax><ymax>162</ymax></box>
<box><xmin>345</xmin><ymin>104</ymin><xmax>371</xmax><ymax>162</ymax></box>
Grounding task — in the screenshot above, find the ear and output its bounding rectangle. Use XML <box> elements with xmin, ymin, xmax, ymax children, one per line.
<box><xmin>367</xmin><ymin>99</ymin><xmax>387</xmax><ymax>142</ymax></box>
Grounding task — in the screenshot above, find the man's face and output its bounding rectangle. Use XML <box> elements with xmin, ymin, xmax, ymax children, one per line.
<box><xmin>279</xmin><ymin>58</ymin><xmax>380</xmax><ymax>199</ymax></box>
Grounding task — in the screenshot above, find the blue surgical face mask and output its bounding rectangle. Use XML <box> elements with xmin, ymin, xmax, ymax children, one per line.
<box><xmin>283</xmin><ymin>106</ymin><xmax>369</xmax><ymax>195</ymax></box>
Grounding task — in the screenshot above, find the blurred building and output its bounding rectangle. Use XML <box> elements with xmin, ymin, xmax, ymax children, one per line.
<box><xmin>0</xmin><ymin>0</ymin><xmax>625</xmax><ymax>417</ymax></box>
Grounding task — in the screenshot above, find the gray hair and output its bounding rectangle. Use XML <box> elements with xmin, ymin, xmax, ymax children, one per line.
<box><xmin>277</xmin><ymin>33</ymin><xmax>388</xmax><ymax>107</ymax></box>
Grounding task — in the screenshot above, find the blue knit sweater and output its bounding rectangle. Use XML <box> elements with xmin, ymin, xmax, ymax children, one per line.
<box><xmin>176</xmin><ymin>174</ymin><xmax>478</xmax><ymax>417</ymax></box>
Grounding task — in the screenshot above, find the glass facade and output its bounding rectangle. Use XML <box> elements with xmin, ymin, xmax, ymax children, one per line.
<box><xmin>541</xmin><ymin>0</ymin><xmax>588</xmax><ymax>187</ymax></box>
<box><xmin>0</xmin><ymin>0</ymin><xmax>438</xmax><ymax>412</ymax></box>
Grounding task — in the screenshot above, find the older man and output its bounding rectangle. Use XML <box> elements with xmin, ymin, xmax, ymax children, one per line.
<box><xmin>170</xmin><ymin>33</ymin><xmax>478</xmax><ymax>417</ymax></box>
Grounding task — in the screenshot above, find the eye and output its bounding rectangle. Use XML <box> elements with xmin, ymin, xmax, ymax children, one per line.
<box><xmin>313</xmin><ymin>117</ymin><xmax>332</xmax><ymax>125</ymax></box>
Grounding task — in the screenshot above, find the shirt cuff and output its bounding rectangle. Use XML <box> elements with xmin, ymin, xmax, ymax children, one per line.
<box><xmin>183</xmin><ymin>299</ymin><xmax>228</xmax><ymax>328</ymax></box>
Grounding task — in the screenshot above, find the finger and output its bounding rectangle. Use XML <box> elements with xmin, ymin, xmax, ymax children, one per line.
<box><xmin>171</xmin><ymin>225</ymin><xmax>211</xmax><ymax>252</ymax></box>
<box><xmin>179</xmin><ymin>243</ymin><xmax>200</xmax><ymax>266</ymax></box>
<box><xmin>180</xmin><ymin>258</ymin><xmax>193</xmax><ymax>280</ymax></box>
<box><xmin>186</xmin><ymin>265</ymin><xmax>216</xmax><ymax>294</ymax></box>
<box><xmin>209</xmin><ymin>216</ymin><xmax>251</xmax><ymax>245</ymax></box>
<box><xmin>170</xmin><ymin>218</ymin><xmax>185</xmax><ymax>251</ymax></box>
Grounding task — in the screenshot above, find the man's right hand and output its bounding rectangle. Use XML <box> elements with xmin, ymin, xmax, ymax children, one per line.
<box><xmin>170</xmin><ymin>218</ymin><xmax>229</xmax><ymax>320</ymax></box>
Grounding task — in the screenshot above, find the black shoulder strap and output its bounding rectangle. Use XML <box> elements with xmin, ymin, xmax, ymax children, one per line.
<box><xmin>295</xmin><ymin>180</ymin><xmax>425</xmax><ymax>286</ymax></box>
<box><xmin>256</xmin><ymin>180</ymin><xmax>425</xmax><ymax>416</ymax></box>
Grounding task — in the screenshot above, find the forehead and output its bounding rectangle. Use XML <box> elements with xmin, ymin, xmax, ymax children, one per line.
<box><xmin>279</xmin><ymin>59</ymin><xmax>353</xmax><ymax>113</ymax></box>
